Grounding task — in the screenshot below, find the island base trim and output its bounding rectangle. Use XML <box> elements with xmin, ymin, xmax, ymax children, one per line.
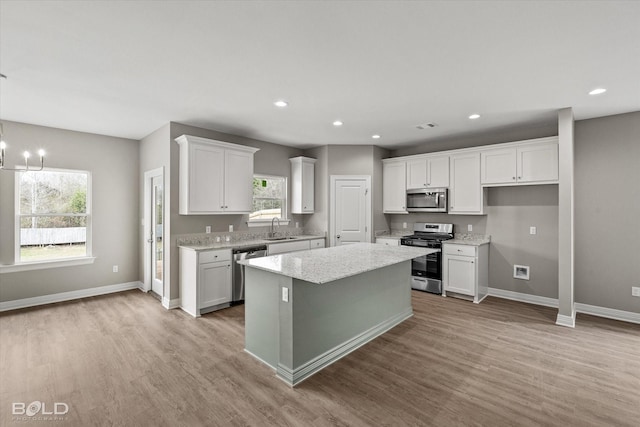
<box><xmin>276</xmin><ymin>308</ymin><xmax>413</xmax><ymax>387</ymax></box>
<box><xmin>243</xmin><ymin>349</ymin><xmax>277</xmax><ymax>371</ymax></box>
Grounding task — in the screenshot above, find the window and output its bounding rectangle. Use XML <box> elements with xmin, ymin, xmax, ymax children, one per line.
<box><xmin>250</xmin><ymin>175</ymin><xmax>287</xmax><ymax>222</ymax></box>
<box><xmin>17</xmin><ymin>169</ymin><xmax>91</xmax><ymax>263</ymax></box>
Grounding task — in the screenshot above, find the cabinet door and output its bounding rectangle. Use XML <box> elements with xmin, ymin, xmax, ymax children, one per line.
<box><xmin>517</xmin><ymin>143</ymin><xmax>558</xmax><ymax>183</ymax></box>
<box><xmin>383</xmin><ymin>162</ymin><xmax>407</xmax><ymax>213</ymax></box>
<box><xmin>444</xmin><ymin>255</ymin><xmax>476</xmax><ymax>296</ymax></box>
<box><xmin>481</xmin><ymin>147</ymin><xmax>517</xmax><ymax>184</ymax></box>
<box><xmin>406</xmin><ymin>159</ymin><xmax>427</xmax><ymax>189</ymax></box>
<box><xmin>449</xmin><ymin>152</ymin><xmax>483</xmax><ymax>214</ymax></box>
<box><xmin>301</xmin><ymin>161</ymin><xmax>315</xmax><ymax>212</ymax></box>
<box><xmin>199</xmin><ymin>262</ymin><xmax>232</xmax><ymax>308</ymax></box>
<box><xmin>427</xmin><ymin>156</ymin><xmax>449</xmax><ymax>188</ymax></box>
<box><xmin>189</xmin><ymin>144</ymin><xmax>225</xmax><ymax>213</ymax></box>
<box><xmin>224</xmin><ymin>150</ymin><xmax>254</xmax><ymax>213</ymax></box>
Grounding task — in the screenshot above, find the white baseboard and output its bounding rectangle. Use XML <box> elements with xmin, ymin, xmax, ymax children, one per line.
<box><xmin>0</xmin><ymin>281</ymin><xmax>144</xmax><ymax>312</ymax></box>
<box><xmin>556</xmin><ymin>311</ymin><xmax>576</xmax><ymax>328</ymax></box>
<box><xmin>488</xmin><ymin>287</ymin><xmax>638</xmax><ymax>325</ymax></box>
<box><xmin>575</xmin><ymin>302</ymin><xmax>640</xmax><ymax>325</ymax></box>
<box><xmin>162</xmin><ymin>297</ymin><xmax>181</xmax><ymax>310</ymax></box>
<box><xmin>488</xmin><ymin>288</ymin><xmax>559</xmax><ymax>308</ymax></box>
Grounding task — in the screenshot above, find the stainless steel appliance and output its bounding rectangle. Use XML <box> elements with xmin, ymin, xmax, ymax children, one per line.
<box><xmin>232</xmin><ymin>245</ymin><xmax>267</xmax><ymax>303</ymax></box>
<box><xmin>406</xmin><ymin>188</ymin><xmax>448</xmax><ymax>212</ymax></box>
<box><xmin>400</xmin><ymin>223</ymin><xmax>454</xmax><ymax>294</ymax></box>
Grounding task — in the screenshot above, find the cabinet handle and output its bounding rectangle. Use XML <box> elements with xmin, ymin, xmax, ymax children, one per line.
<box><xmin>471</xmin><ymin>261</ymin><xmax>474</xmax><ymax>264</ymax></box>
<box><xmin>512</xmin><ymin>176</ymin><xmax>516</xmax><ymax>180</ymax></box>
<box><xmin>518</xmin><ymin>177</ymin><xmax>521</xmax><ymax>180</ymax></box>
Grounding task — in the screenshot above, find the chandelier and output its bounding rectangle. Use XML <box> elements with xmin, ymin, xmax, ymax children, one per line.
<box><xmin>0</xmin><ymin>123</ymin><xmax>46</xmax><ymax>172</ymax></box>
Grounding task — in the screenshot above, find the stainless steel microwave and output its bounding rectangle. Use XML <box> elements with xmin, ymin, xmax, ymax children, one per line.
<box><xmin>406</xmin><ymin>188</ymin><xmax>448</xmax><ymax>212</ymax></box>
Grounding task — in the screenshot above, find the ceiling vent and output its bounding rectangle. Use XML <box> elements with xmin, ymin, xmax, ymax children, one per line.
<box><xmin>416</xmin><ymin>123</ymin><xmax>437</xmax><ymax>130</ymax></box>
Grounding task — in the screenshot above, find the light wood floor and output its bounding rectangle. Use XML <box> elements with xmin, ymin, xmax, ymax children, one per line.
<box><xmin>1</xmin><ymin>290</ymin><xmax>638</xmax><ymax>426</ymax></box>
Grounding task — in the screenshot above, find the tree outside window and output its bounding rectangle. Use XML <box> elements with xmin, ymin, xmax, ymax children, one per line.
<box><xmin>18</xmin><ymin>169</ymin><xmax>90</xmax><ymax>262</ymax></box>
<box><xmin>250</xmin><ymin>176</ymin><xmax>286</xmax><ymax>221</ymax></box>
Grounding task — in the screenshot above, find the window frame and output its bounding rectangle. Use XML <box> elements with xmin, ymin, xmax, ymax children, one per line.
<box><xmin>248</xmin><ymin>174</ymin><xmax>290</xmax><ymax>227</ymax></box>
<box><xmin>11</xmin><ymin>167</ymin><xmax>94</xmax><ymax>269</ymax></box>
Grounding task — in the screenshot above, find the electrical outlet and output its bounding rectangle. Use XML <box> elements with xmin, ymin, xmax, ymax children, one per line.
<box><xmin>205</xmin><ymin>226</ymin><xmax>211</xmax><ymax>234</ymax></box>
<box><xmin>229</xmin><ymin>224</ymin><xmax>233</xmax><ymax>232</ymax></box>
<box><xmin>112</xmin><ymin>265</ymin><xmax>119</xmax><ymax>273</ymax></box>
<box><xmin>295</xmin><ymin>222</ymin><xmax>299</xmax><ymax>228</ymax></box>
<box><xmin>530</xmin><ymin>226</ymin><xmax>537</xmax><ymax>235</ymax></box>
<box><xmin>467</xmin><ymin>224</ymin><xmax>473</xmax><ymax>232</ymax></box>
<box><xmin>282</xmin><ymin>287</ymin><xmax>289</xmax><ymax>302</ymax></box>
<box><xmin>403</xmin><ymin>222</ymin><xmax>407</xmax><ymax>229</ymax></box>
<box><xmin>632</xmin><ymin>287</ymin><xmax>640</xmax><ymax>297</ymax></box>
<box><xmin>225</xmin><ymin>235</ymin><xmax>230</xmax><ymax>242</ymax></box>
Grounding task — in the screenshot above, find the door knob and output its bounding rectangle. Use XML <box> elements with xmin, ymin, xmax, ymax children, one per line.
<box><xmin>336</xmin><ymin>235</ymin><xmax>341</xmax><ymax>239</ymax></box>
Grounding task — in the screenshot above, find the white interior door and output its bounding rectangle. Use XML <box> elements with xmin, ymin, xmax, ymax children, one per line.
<box><xmin>330</xmin><ymin>176</ymin><xmax>371</xmax><ymax>246</ymax></box>
<box><xmin>144</xmin><ymin>168</ymin><xmax>164</xmax><ymax>298</ymax></box>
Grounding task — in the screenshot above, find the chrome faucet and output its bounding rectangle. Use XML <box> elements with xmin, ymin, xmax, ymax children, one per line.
<box><xmin>270</xmin><ymin>217</ymin><xmax>280</xmax><ymax>238</ymax></box>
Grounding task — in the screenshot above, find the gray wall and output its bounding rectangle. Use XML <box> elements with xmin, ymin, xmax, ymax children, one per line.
<box><xmin>0</xmin><ymin>121</ymin><xmax>139</xmax><ymax>302</ymax></box>
<box><xmin>304</xmin><ymin>145</ymin><xmax>389</xmax><ymax>239</ymax></box>
<box><xmin>388</xmin><ymin>185</ymin><xmax>559</xmax><ymax>299</ymax></box>
<box><xmin>574</xmin><ymin>112</ymin><xmax>640</xmax><ymax>312</ymax></box>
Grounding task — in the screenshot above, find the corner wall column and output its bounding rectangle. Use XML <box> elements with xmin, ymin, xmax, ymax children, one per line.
<box><xmin>557</xmin><ymin>108</ymin><xmax>575</xmax><ymax>327</ymax></box>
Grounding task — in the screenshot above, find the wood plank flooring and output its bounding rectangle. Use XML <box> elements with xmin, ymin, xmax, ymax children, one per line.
<box><xmin>1</xmin><ymin>290</ymin><xmax>638</xmax><ymax>426</ymax></box>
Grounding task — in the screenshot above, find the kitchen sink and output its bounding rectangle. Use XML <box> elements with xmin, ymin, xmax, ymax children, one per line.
<box><xmin>264</xmin><ymin>236</ymin><xmax>298</xmax><ymax>241</ymax></box>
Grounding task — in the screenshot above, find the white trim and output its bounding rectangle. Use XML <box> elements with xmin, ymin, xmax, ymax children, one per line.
<box><xmin>489</xmin><ymin>288</ymin><xmax>639</xmax><ymax>325</ymax></box>
<box><xmin>162</xmin><ymin>297</ymin><xmax>181</xmax><ymax>310</ymax></box>
<box><xmin>329</xmin><ymin>175</ymin><xmax>372</xmax><ymax>247</ymax></box>
<box><xmin>0</xmin><ymin>281</ymin><xmax>143</xmax><ymax>312</ymax></box>
<box><xmin>276</xmin><ymin>309</ymin><xmax>413</xmax><ymax>387</ymax></box>
<box><xmin>488</xmin><ymin>287</ymin><xmax>558</xmax><ymax>308</ymax></box>
<box><xmin>0</xmin><ymin>256</ymin><xmax>96</xmax><ymax>273</ymax></box>
<box><xmin>575</xmin><ymin>303</ymin><xmax>640</xmax><ymax>325</ymax></box>
<box><xmin>556</xmin><ymin>311</ymin><xmax>576</xmax><ymax>328</ymax></box>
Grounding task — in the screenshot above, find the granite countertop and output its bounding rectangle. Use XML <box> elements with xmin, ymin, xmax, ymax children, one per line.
<box><xmin>238</xmin><ymin>242</ymin><xmax>436</xmax><ymax>284</ymax></box>
<box><xmin>445</xmin><ymin>234</ymin><xmax>491</xmax><ymax>246</ymax></box>
<box><xmin>179</xmin><ymin>234</ymin><xmax>325</xmax><ymax>251</ymax></box>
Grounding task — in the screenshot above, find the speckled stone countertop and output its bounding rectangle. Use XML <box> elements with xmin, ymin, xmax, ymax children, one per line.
<box><xmin>374</xmin><ymin>230</ymin><xmax>413</xmax><ymax>239</ymax></box>
<box><xmin>178</xmin><ymin>235</ymin><xmax>325</xmax><ymax>251</ymax></box>
<box><xmin>444</xmin><ymin>233</ymin><xmax>491</xmax><ymax>246</ymax></box>
<box><xmin>238</xmin><ymin>242</ymin><xmax>436</xmax><ymax>284</ymax></box>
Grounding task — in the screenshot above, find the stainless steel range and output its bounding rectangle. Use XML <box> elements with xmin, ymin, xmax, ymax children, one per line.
<box><xmin>400</xmin><ymin>223</ymin><xmax>454</xmax><ymax>294</ymax></box>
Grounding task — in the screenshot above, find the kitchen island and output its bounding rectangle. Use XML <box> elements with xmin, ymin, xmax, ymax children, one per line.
<box><xmin>238</xmin><ymin>242</ymin><xmax>436</xmax><ymax>386</ymax></box>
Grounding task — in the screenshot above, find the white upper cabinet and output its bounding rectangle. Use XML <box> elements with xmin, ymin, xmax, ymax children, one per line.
<box><xmin>406</xmin><ymin>155</ymin><xmax>449</xmax><ymax>189</ymax></box>
<box><xmin>382</xmin><ymin>161</ymin><xmax>408</xmax><ymax>214</ymax></box>
<box><xmin>481</xmin><ymin>137</ymin><xmax>558</xmax><ymax>185</ymax></box>
<box><xmin>290</xmin><ymin>156</ymin><xmax>316</xmax><ymax>214</ymax></box>
<box><xmin>176</xmin><ymin>135</ymin><xmax>259</xmax><ymax>215</ymax></box>
<box><xmin>449</xmin><ymin>152</ymin><xmax>485</xmax><ymax>215</ymax></box>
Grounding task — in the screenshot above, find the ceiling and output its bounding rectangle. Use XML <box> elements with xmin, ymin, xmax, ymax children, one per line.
<box><xmin>1</xmin><ymin>1</ymin><xmax>639</xmax><ymax>149</ymax></box>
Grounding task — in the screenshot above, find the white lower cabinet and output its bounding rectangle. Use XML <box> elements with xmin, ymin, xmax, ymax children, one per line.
<box><xmin>179</xmin><ymin>248</ymin><xmax>232</xmax><ymax>317</ymax></box>
<box><xmin>375</xmin><ymin>237</ymin><xmax>400</xmax><ymax>246</ymax></box>
<box><xmin>442</xmin><ymin>243</ymin><xmax>489</xmax><ymax>303</ymax></box>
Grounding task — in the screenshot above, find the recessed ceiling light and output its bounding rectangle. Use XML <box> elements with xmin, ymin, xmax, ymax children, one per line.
<box><xmin>372</xmin><ymin>135</ymin><xmax>381</xmax><ymax>139</ymax></box>
<box><xmin>589</xmin><ymin>88</ymin><xmax>607</xmax><ymax>95</ymax></box>
<box><xmin>469</xmin><ymin>114</ymin><xmax>480</xmax><ymax>120</ymax></box>
<box><xmin>333</xmin><ymin>120</ymin><xmax>343</xmax><ymax>126</ymax></box>
<box><xmin>273</xmin><ymin>100</ymin><xmax>288</xmax><ymax>107</ymax></box>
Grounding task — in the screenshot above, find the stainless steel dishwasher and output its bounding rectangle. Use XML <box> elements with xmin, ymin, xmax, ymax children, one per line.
<box><xmin>232</xmin><ymin>245</ymin><xmax>267</xmax><ymax>303</ymax></box>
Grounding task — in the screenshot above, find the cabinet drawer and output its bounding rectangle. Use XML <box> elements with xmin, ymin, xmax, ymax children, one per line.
<box><xmin>199</xmin><ymin>249</ymin><xmax>231</xmax><ymax>264</ymax></box>
<box><xmin>444</xmin><ymin>244</ymin><xmax>476</xmax><ymax>257</ymax></box>
<box><xmin>309</xmin><ymin>238</ymin><xmax>325</xmax><ymax>249</ymax></box>
<box><xmin>376</xmin><ymin>238</ymin><xmax>399</xmax><ymax>246</ymax></box>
